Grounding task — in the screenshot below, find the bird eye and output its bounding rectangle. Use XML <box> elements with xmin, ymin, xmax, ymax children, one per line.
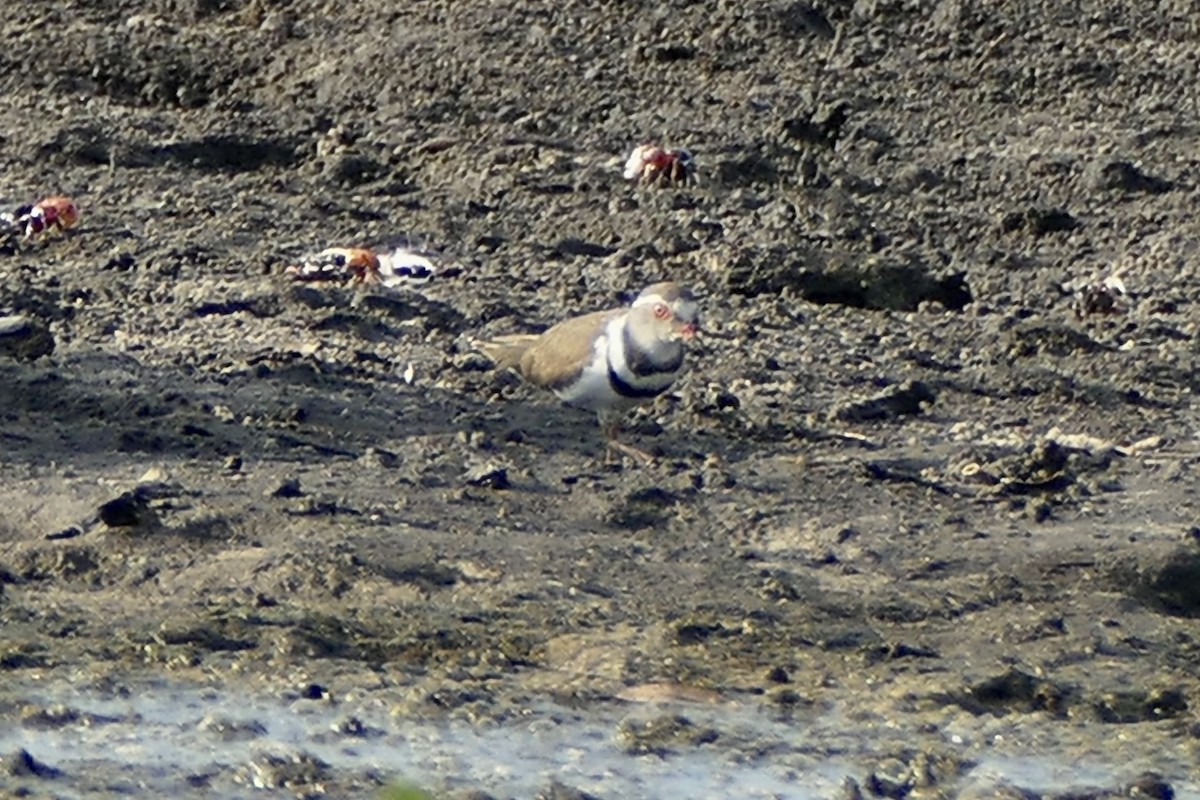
<box><xmin>653</xmin><ymin>303</ymin><xmax>670</xmax><ymax>319</ymax></box>
<box><xmin>332</xmin><ymin>254</ymin><xmax>346</xmax><ymax>267</ymax></box>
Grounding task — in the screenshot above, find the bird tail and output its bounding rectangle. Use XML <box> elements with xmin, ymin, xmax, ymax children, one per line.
<box><xmin>470</xmin><ymin>334</ymin><xmax>539</xmax><ymax>371</ymax></box>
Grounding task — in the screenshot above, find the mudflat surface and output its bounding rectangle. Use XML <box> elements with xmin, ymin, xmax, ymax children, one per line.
<box><xmin>2</xmin><ymin>1</ymin><xmax>1200</xmax><ymax>798</ymax></box>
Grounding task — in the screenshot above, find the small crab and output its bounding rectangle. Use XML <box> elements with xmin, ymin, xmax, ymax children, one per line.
<box><xmin>285</xmin><ymin>246</ymin><xmax>435</xmax><ymax>288</ymax></box>
<box><xmin>1074</xmin><ymin>274</ymin><xmax>1127</xmax><ymax>319</ymax></box>
<box><xmin>623</xmin><ymin>144</ymin><xmax>695</xmax><ymax>186</ymax></box>
<box><xmin>2</xmin><ymin>196</ymin><xmax>80</xmax><ymax>240</ymax></box>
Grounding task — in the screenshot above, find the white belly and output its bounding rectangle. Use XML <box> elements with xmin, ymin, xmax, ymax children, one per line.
<box><xmin>550</xmin><ymin>317</ymin><xmax>680</xmax><ymax>413</ymax></box>
<box><xmin>552</xmin><ymin>330</ymin><xmax>624</xmax><ymax>412</ymax></box>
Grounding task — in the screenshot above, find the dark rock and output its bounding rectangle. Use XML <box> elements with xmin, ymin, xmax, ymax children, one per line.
<box><xmin>958</xmin><ymin>782</ymin><xmax>1040</xmax><ymax>800</ymax></box>
<box><xmin>604</xmin><ymin>487</ymin><xmax>679</xmax><ymax>530</ymax></box>
<box><xmin>866</xmin><ymin>757</ymin><xmax>911</xmax><ymax>799</ymax></box>
<box><xmin>270</xmin><ymin>478</ymin><xmax>304</xmax><ymax>498</ymax></box>
<box><xmin>64</xmin><ymin>30</ymin><xmax>241</xmax><ymax>109</ymax></box>
<box><xmin>247</xmin><ymin>752</ymin><xmax>330</xmax><ymax>789</ymax></box>
<box><xmin>766</xmin><ymin>665</ymin><xmax>791</xmax><ymax>683</ymax></box>
<box><xmin>464</xmin><ymin>463</ymin><xmax>510</xmax><ymax>490</ymax></box>
<box><xmin>776</xmin><ymin>1</ymin><xmax>837</xmax><ymax>39</ymax></box>
<box><xmin>1000</xmin><ymin>207</ymin><xmax>1079</xmax><ymax>236</ymax></box>
<box><xmin>360</xmin><ymin>447</ymin><xmax>398</xmax><ymax>469</ymax></box>
<box><xmin>18</xmin><ymin>705</ymin><xmax>81</xmax><ymax>728</ymax></box>
<box><xmin>45</xmin><ymin>527</ymin><xmax>83</xmax><ymax>541</ymax></box>
<box><xmin>1132</xmin><ymin>549</ymin><xmax>1200</xmax><ymax>617</ymax></box>
<box><xmin>1094</xmin><ymin>687</ymin><xmax>1188</xmax><ymax>724</ymax></box>
<box><xmin>149</xmin><ymin>133</ymin><xmax>300</xmax><ymax>172</ymax></box>
<box><xmin>3</xmin><ymin>748</ymin><xmax>63</xmax><ymax>779</ymax></box>
<box><xmin>781</xmin><ymin>102</ymin><xmax>850</xmax><ymax>149</ymax></box>
<box><xmin>191</xmin><ymin>294</ymin><xmax>282</xmax><ymax>319</ymax></box>
<box><xmin>98</xmin><ymin>490</ymin><xmax>155</xmax><ymax>528</ymax></box>
<box><xmin>959</xmin><ymin>668</ymin><xmax>1071</xmax><ymax>716</ymax></box>
<box><xmin>103</xmin><ymin>252</ymin><xmax>136</xmax><ymax>273</ymax></box>
<box><xmin>186</xmin><ymin>772</ymin><xmax>215</xmax><ymax>788</ymax></box>
<box><xmin>198</xmin><ymin>715</ymin><xmax>269</xmax><ymax>741</ymax></box>
<box><xmin>36</xmin><ymin>123</ymin><xmax>114</xmax><ymax>166</ymax></box>
<box><xmin>894</xmin><ymin>164</ymin><xmax>944</xmax><ymax>192</ymax></box>
<box><xmin>427</xmin><ymin>687</ymin><xmax>487</xmax><ymax>709</ymax></box>
<box><xmin>832</xmin><ymin>380</ymin><xmax>937</xmax><ymax>422</ymax></box>
<box><xmin>1003</xmin><ymin>323</ymin><xmax>1106</xmax><ymax>359</ymax></box>
<box><xmin>839</xmin><ymin>777</ymin><xmax>866</xmax><ymax>800</ymax></box>
<box><xmin>357</xmin><ymin>293</ymin><xmax>469</xmax><ymax>334</ymax></box>
<box><xmin>323</xmin><ymin>152</ymin><xmax>383</xmax><ymax>186</ymax></box>
<box><xmin>724</xmin><ymin>246</ymin><xmax>971</xmax><ymax>310</ymax></box>
<box><xmin>335</xmin><ymin>716</ymin><xmax>385</xmax><ymax>737</ymax></box>
<box><xmin>537</xmin><ymin>781</ymin><xmax>605</xmax><ymax>800</ymax></box>
<box><xmin>714</xmin><ymin>149</ymin><xmax>784</xmax><ymax>187</ymax></box>
<box><xmin>616</xmin><ymin>714</ymin><xmax>712</xmax><ymax>757</ymax></box>
<box><xmin>16</xmin><ymin>546</ymin><xmax>101</xmax><ymax>581</ymax></box>
<box><xmin>299</xmin><ymin>683</ymin><xmax>327</xmax><ymax>700</ymax></box>
<box><xmin>376</xmin><ymin>560</ymin><xmax>461</xmax><ymax>589</ymax></box>
<box><xmin>653</xmin><ymin>44</ymin><xmax>697</xmax><ymax>62</ymax></box>
<box><xmin>0</xmin><ymin>316</ymin><xmax>55</xmax><ymax>361</ymax></box>
<box><xmin>675</xmin><ymin>620</ymin><xmax>730</xmax><ymax>644</ymax></box>
<box><xmin>1126</xmin><ymin>772</ymin><xmax>1175</xmax><ymax>800</ymax></box>
<box><xmin>1091</xmin><ymin>160</ymin><xmax>1173</xmax><ymax>193</ymax></box>
<box><xmin>551</xmin><ymin>238</ymin><xmax>617</xmax><ymax>259</ymax></box>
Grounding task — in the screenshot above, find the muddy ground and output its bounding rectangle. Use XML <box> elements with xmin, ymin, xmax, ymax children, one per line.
<box><xmin>2</xmin><ymin>0</ymin><xmax>1200</xmax><ymax>797</ymax></box>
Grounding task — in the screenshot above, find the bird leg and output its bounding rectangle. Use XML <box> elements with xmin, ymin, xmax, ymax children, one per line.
<box><xmin>600</xmin><ymin>412</ymin><xmax>656</xmax><ymax>465</ymax></box>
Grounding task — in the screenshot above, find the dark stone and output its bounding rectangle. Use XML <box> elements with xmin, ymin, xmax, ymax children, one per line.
<box><xmin>777</xmin><ymin>1</ymin><xmax>836</xmax><ymax>39</ymax></box>
<box><xmin>0</xmin><ymin>316</ymin><xmax>55</xmax><ymax>361</ymax></box>
<box><xmin>604</xmin><ymin>487</ymin><xmax>679</xmax><ymax>530</ymax></box>
<box><xmin>1092</xmin><ymin>160</ymin><xmax>1173</xmax><ymax>193</ymax></box>
<box><xmin>551</xmin><ymin>238</ymin><xmax>617</xmax><ymax>258</ymax></box>
<box><xmin>767</xmin><ymin>665</ymin><xmax>791</xmax><ymax>683</ymax></box>
<box><xmin>1126</xmin><ymin>772</ymin><xmax>1175</xmax><ymax>800</ymax></box>
<box><xmin>959</xmin><ymin>668</ymin><xmax>1071</xmax><ymax>717</ymax></box>
<box><xmin>464</xmin><ymin>463</ymin><xmax>510</xmax><ymax>490</ymax></box>
<box><xmin>98</xmin><ymin>491</ymin><xmax>152</xmax><ymax>528</ymax></box>
<box><xmin>781</xmin><ymin>102</ymin><xmax>850</xmax><ymax>148</ymax></box>
<box><xmin>323</xmin><ymin>152</ymin><xmax>383</xmax><ymax>186</ymax></box>
<box><xmin>1136</xmin><ymin>550</ymin><xmax>1200</xmax><ymax>617</ymax></box>
<box><xmin>271</xmin><ymin>478</ymin><xmax>304</xmax><ymax>498</ymax></box>
<box><xmin>537</xmin><ymin>781</ymin><xmax>605</xmax><ymax>800</ymax></box>
<box><xmin>1001</xmin><ymin>207</ymin><xmax>1079</xmax><ymax>236</ymax></box>
<box><xmin>3</xmin><ymin>749</ymin><xmax>63</xmax><ymax>779</ymax></box>
<box><xmin>833</xmin><ymin>380</ymin><xmax>937</xmax><ymax>422</ymax></box>
<box><xmin>299</xmin><ymin>683</ymin><xmax>327</xmax><ymax>700</ymax></box>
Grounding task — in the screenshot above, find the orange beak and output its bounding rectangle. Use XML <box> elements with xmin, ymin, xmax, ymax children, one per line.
<box><xmin>679</xmin><ymin>322</ymin><xmax>698</xmax><ymax>341</ymax></box>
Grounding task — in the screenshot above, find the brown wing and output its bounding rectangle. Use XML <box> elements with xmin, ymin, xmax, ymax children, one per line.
<box><xmin>472</xmin><ymin>334</ymin><xmax>542</xmax><ymax>371</ymax></box>
<box><xmin>516</xmin><ymin>309</ymin><xmax>620</xmax><ymax>391</ymax></box>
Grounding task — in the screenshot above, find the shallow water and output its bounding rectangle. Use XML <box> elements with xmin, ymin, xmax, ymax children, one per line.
<box><xmin>2</xmin><ymin>676</ymin><xmax>1197</xmax><ymax>799</ymax></box>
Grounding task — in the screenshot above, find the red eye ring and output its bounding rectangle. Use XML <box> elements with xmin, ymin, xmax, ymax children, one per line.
<box><xmin>653</xmin><ymin>303</ymin><xmax>670</xmax><ymax>319</ymax></box>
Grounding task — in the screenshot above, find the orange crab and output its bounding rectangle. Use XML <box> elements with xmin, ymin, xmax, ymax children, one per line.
<box><xmin>2</xmin><ymin>196</ymin><xmax>80</xmax><ymax>240</ymax></box>
<box><xmin>623</xmin><ymin>144</ymin><xmax>695</xmax><ymax>186</ymax></box>
<box><xmin>285</xmin><ymin>246</ymin><xmax>435</xmax><ymax>287</ymax></box>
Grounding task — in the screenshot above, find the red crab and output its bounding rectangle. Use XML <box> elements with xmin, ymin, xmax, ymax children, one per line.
<box><xmin>285</xmin><ymin>246</ymin><xmax>435</xmax><ymax>287</ymax></box>
<box><xmin>2</xmin><ymin>196</ymin><xmax>80</xmax><ymax>240</ymax></box>
<box><xmin>623</xmin><ymin>144</ymin><xmax>695</xmax><ymax>186</ymax></box>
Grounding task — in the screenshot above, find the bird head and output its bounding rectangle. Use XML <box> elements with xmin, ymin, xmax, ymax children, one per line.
<box><xmin>630</xmin><ymin>282</ymin><xmax>700</xmax><ymax>342</ymax></box>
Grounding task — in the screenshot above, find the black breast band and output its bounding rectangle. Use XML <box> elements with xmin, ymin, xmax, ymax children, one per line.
<box><xmin>608</xmin><ymin>364</ymin><xmax>670</xmax><ymax>399</ymax></box>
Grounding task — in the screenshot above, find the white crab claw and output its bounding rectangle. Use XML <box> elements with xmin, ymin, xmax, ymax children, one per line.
<box><xmin>378</xmin><ymin>248</ymin><xmax>436</xmax><ymax>287</ymax></box>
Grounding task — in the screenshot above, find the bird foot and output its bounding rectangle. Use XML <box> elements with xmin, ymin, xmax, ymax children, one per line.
<box><xmin>606</xmin><ymin>439</ymin><xmax>657</xmax><ymax>465</ymax></box>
